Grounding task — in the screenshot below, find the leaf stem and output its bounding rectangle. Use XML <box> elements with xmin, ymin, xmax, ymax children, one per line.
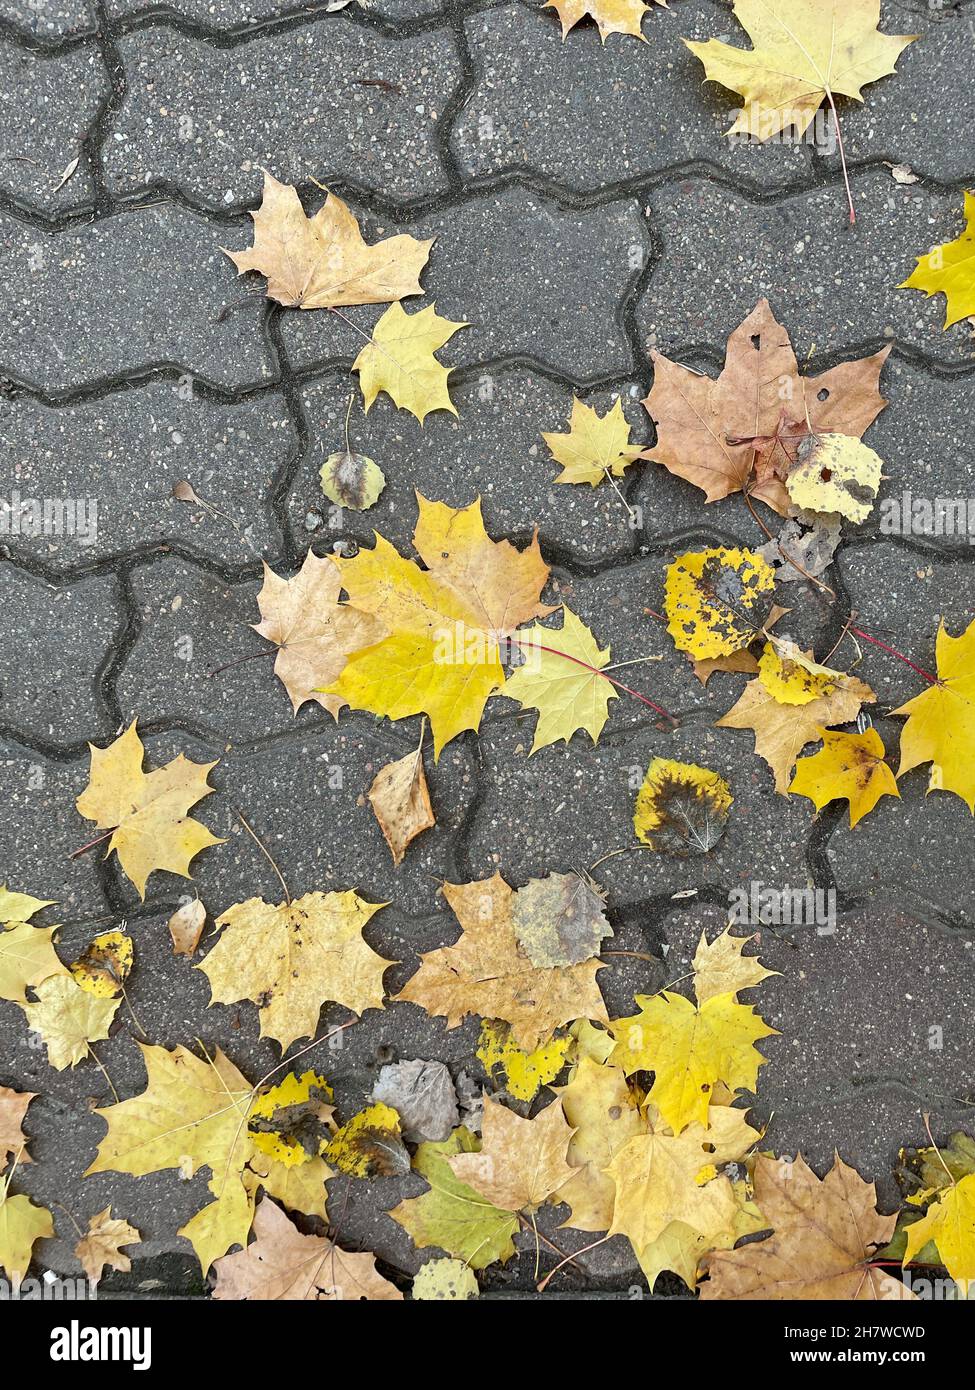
<box><xmin>234</xmin><ymin>808</ymin><xmax>291</xmax><ymax>905</ymax></box>
<box><xmin>511</xmin><ymin>637</ymin><xmax>676</xmax><ymax>723</ymax></box>
<box><xmin>846</xmin><ymin>625</ymin><xmax>937</xmax><ymax>685</ymax></box>
<box><xmin>68</xmin><ymin>828</ymin><xmax>114</xmax><ymax>860</ymax></box>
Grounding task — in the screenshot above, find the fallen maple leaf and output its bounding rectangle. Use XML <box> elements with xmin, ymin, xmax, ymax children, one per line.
<box><xmin>606</xmin><ymin>1104</ymin><xmax>763</xmax><ymax>1289</ymax></box>
<box><xmin>666</xmin><ymin>547</ymin><xmax>776</xmax><ymax>660</ymax></box>
<box><xmin>367</xmin><ymin>728</ymin><xmax>435</xmax><ymax>865</ymax></box>
<box><xmin>789</xmin><ymin>726</ymin><xmax>900</xmax><ymax>827</ymax></box>
<box><xmin>717</xmin><ymin>672</ymin><xmax>875</xmax><ymax>793</ymax></box>
<box><xmin>642</xmin><ymin>301</ymin><xmax>889</xmax><ymax>508</ymax></box>
<box><xmin>225</xmin><ymin>171</ymin><xmax>432</xmax><ymax>310</ymax></box>
<box><xmin>503</xmin><ymin>606</ymin><xmax>617</xmax><ymax>752</ymax></box>
<box><xmin>74</xmin><ymin>1207</ymin><xmax>141</xmax><ymax>1286</ymax></box>
<box><xmin>254</xmin><ymin>551</ymin><xmax>385</xmax><ymax>718</ymax></box>
<box><xmin>395</xmin><ymin>873</ymin><xmax>608</xmax><ymax>1050</ymax></box>
<box><xmin>388</xmin><ymin>1126</ymin><xmax>519</xmax><ymax>1270</ymax></box>
<box><xmin>0</xmin><ymin>921</ymin><xmax>66</xmax><ymax>1005</ymax></box>
<box><xmin>610</xmin><ymin>990</ymin><xmax>776</xmax><ymax>1133</ymax></box>
<box><xmin>0</xmin><ymin>1087</ymin><xmax>36</xmax><ymax>1168</ymax></box>
<box><xmin>558</xmin><ymin>1056</ymin><xmax>644</xmax><ymax>1233</ymax></box>
<box><xmin>87</xmin><ymin>1042</ymin><xmax>258</xmax><ymax>1272</ymax></box>
<box><xmin>899</xmin><ymin>190</ymin><xmax>975</xmax><ymax>329</ymax></box>
<box><xmin>75</xmin><ymin>721</ymin><xmax>223</xmax><ymax>900</ymax></box>
<box><xmin>0</xmin><ymin>1181</ymin><xmax>52</xmax><ymax>1285</ymax></box>
<box><xmin>893</xmin><ymin>618</ymin><xmax>975</xmax><ymax>811</ymax></box>
<box><xmin>324</xmin><ymin>495</ymin><xmax>551</xmax><ymax>757</ymax></box>
<box><xmin>447</xmin><ymin>1097</ymin><xmax>575</xmax><ymax>1214</ymax></box>
<box><xmin>212</xmin><ymin>1197</ymin><xmax>402</xmax><ymax>1300</ymax></box>
<box><xmin>633</xmin><ymin>757</ymin><xmax>732</xmax><ymax>855</ymax></box>
<box><xmin>200</xmin><ymin>890</ymin><xmax>392</xmax><ymax>1051</ymax></box>
<box><xmin>703</xmin><ymin>1152</ymin><xmax>915</xmax><ymax>1300</ymax></box>
<box><xmin>544</xmin><ymin>0</ymin><xmax>656</xmax><ymax>42</ymax></box>
<box><xmin>541</xmin><ymin>397</ymin><xmax>642</xmax><ymax>486</ymax></box>
<box><xmin>22</xmin><ymin>975</ymin><xmax>120</xmax><ymax>1070</ymax></box>
<box><xmin>685</xmin><ymin>1</ymin><xmax>915</xmax><ymax>221</ymax></box>
<box><xmin>902</xmin><ymin>1172</ymin><xmax>975</xmax><ymax>1293</ymax></box>
<box><xmin>692</xmin><ymin>926</ymin><xmax>778</xmax><ymax>1005</ymax></box>
<box><xmin>353</xmin><ymin>302</ymin><xmax>467</xmax><ymax>423</ymax></box>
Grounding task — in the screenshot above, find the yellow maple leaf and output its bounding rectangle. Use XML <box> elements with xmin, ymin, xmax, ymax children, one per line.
<box><xmin>717</xmin><ymin>672</ymin><xmax>875</xmax><ymax>793</ymax></box>
<box><xmin>503</xmin><ymin>606</ymin><xmax>617</xmax><ymax>752</ymax></box>
<box><xmin>353</xmin><ymin>302</ymin><xmax>467</xmax><ymax>423</ymax></box>
<box><xmin>610</xmin><ymin>990</ymin><xmax>776</xmax><ymax>1133</ymax></box>
<box><xmin>903</xmin><ymin>1172</ymin><xmax>975</xmax><ymax>1294</ymax></box>
<box><xmin>253</xmin><ymin>552</ymin><xmax>386</xmax><ymax>717</ymax></box>
<box><xmin>685</xmin><ymin>0</ymin><xmax>915</xmax><ymax>143</ymax></box>
<box><xmin>633</xmin><ymin>758</ymin><xmax>732</xmax><ymax>855</ymax></box>
<box><xmin>395</xmin><ymin>873</ymin><xmax>608</xmax><ymax>1050</ymax></box>
<box><xmin>0</xmin><ymin>922</ymin><xmax>66</xmax><ymax>1005</ymax></box>
<box><xmin>785</xmin><ymin>433</ymin><xmax>883</xmax><ymax>522</ymax></box>
<box><xmin>0</xmin><ymin>1182</ymin><xmax>53</xmax><ymax>1285</ymax></box>
<box><xmin>543</xmin><ymin>0</ymin><xmax>655</xmax><ymax>42</ymax></box>
<box><xmin>225</xmin><ymin>170</ymin><xmax>432</xmax><ymax>310</ymax></box>
<box><xmin>665</xmin><ymin>547</ymin><xmax>776</xmax><ymax>660</ymax></box>
<box><xmin>899</xmin><ymin>190</ymin><xmax>975</xmax><ymax>330</ymax></box>
<box><xmin>324</xmin><ymin>495</ymin><xmax>551</xmax><ymax>758</ymax></box>
<box><xmin>893</xmin><ymin>618</ymin><xmax>975</xmax><ymax>811</ymax></box>
<box><xmin>557</xmin><ymin>1055</ymin><xmax>644</xmax><ymax>1232</ymax></box>
<box><xmin>789</xmin><ymin>726</ymin><xmax>900</xmax><ymax>828</ymax></box>
<box><xmin>200</xmin><ymin>891</ymin><xmax>392</xmax><ymax>1051</ymax></box>
<box><xmin>75</xmin><ymin>722</ymin><xmax>223</xmax><ymax>900</ymax></box>
<box><xmin>692</xmin><ymin>926</ymin><xmax>778</xmax><ymax>1004</ymax></box>
<box><xmin>605</xmin><ymin>1104</ymin><xmax>762</xmax><ymax>1288</ymax></box>
<box><xmin>541</xmin><ymin>397</ymin><xmax>642</xmax><ymax>486</ymax></box>
<box><xmin>87</xmin><ymin>1042</ymin><xmax>258</xmax><ymax>1273</ymax></box>
<box><xmin>0</xmin><ymin>886</ymin><xmax>54</xmax><ymax>922</ymax></box>
<box><xmin>22</xmin><ymin>975</ymin><xmax>120</xmax><ymax>1070</ymax></box>
<box><xmin>447</xmin><ymin>1097</ymin><xmax>575</xmax><ymax>1214</ymax></box>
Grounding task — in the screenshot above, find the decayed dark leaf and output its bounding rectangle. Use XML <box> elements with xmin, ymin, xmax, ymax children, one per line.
<box><xmin>633</xmin><ymin>758</ymin><xmax>732</xmax><ymax>855</ymax></box>
<box><xmin>665</xmin><ymin>547</ymin><xmax>777</xmax><ymax>660</ymax></box>
<box><xmin>511</xmin><ymin>870</ymin><xmax>613</xmax><ymax>968</ymax></box>
<box><xmin>320</xmin><ymin>450</ymin><xmax>386</xmax><ymax>512</ymax></box>
<box><xmin>757</xmin><ymin>509</ymin><xmax>841</xmax><ymax>583</ymax></box>
<box><xmin>324</xmin><ymin>1102</ymin><xmax>410</xmax><ymax>1178</ymax></box>
<box><xmin>371</xmin><ymin>1059</ymin><xmax>460</xmax><ymax>1144</ymax></box>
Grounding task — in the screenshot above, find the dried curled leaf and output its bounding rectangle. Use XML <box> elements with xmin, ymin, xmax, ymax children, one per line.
<box><xmin>368</xmin><ymin>739</ymin><xmax>435</xmax><ymax>866</ymax></box>
<box><xmin>247</xmin><ymin>1070</ymin><xmax>335</xmax><ymax>1168</ymax></box>
<box><xmin>757</xmin><ymin>641</ymin><xmax>837</xmax><ymax>706</ymax></box>
<box><xmin>168</xmin><ymin>899</ymin><xmax>206</xmax><ymax>957</ymax></box>
<box><xmin>69</xmin><ymin>930</ymin><xmax>132</xmax><ymax>998</ymax></box>
<box><xmin>633</xmin><ymin>758</ymin><xmax>732</xmax><ymax>856</ymax></box>
<box><xmin>372</xmin><ymin>1059</ymin><xmax>459</xmax><ymax>1144</ymax></box>
<box><xmin>225</xmin><ymin>171</ymin><xmax>432</xmax><ymax>310</ymax></box>
<box><xmin>665</xmin><ymin>547</ymin><xmax>776</xmax><ymax>660</ymax></box>
<box><xmin>74</xmin><ymin>1208</ymin><xmax>141</xmax><ymax>1286</ymax></box>
<box><xmin>0</xmin><ymin>1086</ymin><xmax>36</xmax><ymax>1168</ymax></box>
<box><xmin>324</xmin><ymin>1103</ymin><xmax>410</xmax><ymax>1179</ymax></box>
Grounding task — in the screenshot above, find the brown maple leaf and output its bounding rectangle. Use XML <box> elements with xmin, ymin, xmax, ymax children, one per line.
<box><xmin>448</xmin><ymin>1098</ymin><xmax>576</xmax><ymax>1214</ymax></box>
<box><xmin>702</xmin><ymin>1153</ymin><xmax>915</xmax><ymax>1300</ymax></box>
<box><xmin>0</xmin><ymin>1085</ymin><xmax>36</xmax><ymax>1167</ymax></box>
<box><xmin>641</xmin><ymin>300</ymin><xmax>889</xmax><ymax>514</ymax></box>
<box><xmin>394</xmin><ymin>873</ymin><xmax>608</xmax><ymax>1050</ymax></box>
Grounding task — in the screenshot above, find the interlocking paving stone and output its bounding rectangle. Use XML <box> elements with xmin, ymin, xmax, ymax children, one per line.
<box><xmin>0</xmin><ymin>384</ymin><xmax>292</xmax><ymax>571</ymax></box>
<box><xmin>290</xmin><ymin>367</ymin><xmax>648</xmax><ymax>565</ymax></box>
<box><xmin>0</xmin><ymin>205</ymin><xmax>276</xmax><ymax>392</ymax></box>
<box><xmin>0</xmin><ymin>564</ymin><xmax>121</xmax><ymax>740</ymax></box>
<box><xmin>279</xmin><ymin>187</ymin><xmax>649</xmax><ymax>379</ymax></box>
<box><xmin>0</xmin><ymin>0</ymin><xmax>95</xmax><ymax>37</ymax></box>
<box><xmin>105</xmin><ymin>21</ymin><xmax>462</xmax><ymax>207</ymax></box>
<box><xmin>106</xmin><ymin>0</ymin><xmax>450</xmax><ymax>25</ymax></box>
<box><xmin>0</xmin><ymin>42</ymin><xmax>105</xmax><ymax>215</ymax></box>
<box><xmin>636</xmin><ymin>171</ymin><xmax>975</xmax><ymax>366</ymax></box>
<box><xmin>0</xmin><ymin>738</ymin><xmax>109</xmax><ymax>919</ymax></box>
<box><xmin>453</xmin><ymin>1</ymin><xmax>815</xmax><ymax>192</ymax></box>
